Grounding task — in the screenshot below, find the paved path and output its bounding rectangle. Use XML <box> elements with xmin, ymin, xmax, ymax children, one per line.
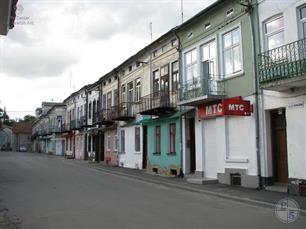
<box><xmin>0</xmin><ymin>152</ymin><xmax>305</xmax><ymax>229</ymax></box>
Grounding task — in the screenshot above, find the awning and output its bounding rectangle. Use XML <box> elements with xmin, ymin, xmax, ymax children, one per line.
<box><xmin>139</xmin><ymin>109</ymin><xmax>193</xmax><ymax>125</ymax></box>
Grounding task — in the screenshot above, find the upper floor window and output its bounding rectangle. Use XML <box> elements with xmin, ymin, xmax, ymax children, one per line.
<box><xmin>88</xmin><ymin>102</ymin><xmax>92</xmax><ymax>119</ymax></box>
<box><xmin>135</xmin><ymin>78</ymin><xmax>141</xmax><ymax>102</ymax></box>
<box><xmin>201</xmin><ymin>40</ymin><xmax>216</xmax><ymax>78</ymax></box>
<box><xmin>153</xmin><ymin>70</ymin><xmax>159</xmax><ymax>93</ymax></box>
<box><xmin>171</xmin><ymin>61</ymin><xmax>179</xmax><ymax>91</ymax></box>
<box><xmin>107</xmin><ymin>92</ymin><xmax>112</xmax><ymax>109</ymax></box>
<box><xmin>121</xmin><ymin>85</ymin><xmax>126</xmax><ymax>103</ymax></box>
<box><xmin>184</xmin><ymin>49</ymin><xmax>198</xmax><ymax>82</ymax></box>
<box><xmin>160</xmin><ymin>64</ymin><xmax>169</xmax><ymax>92</ymax></box>
<box><xmin>223</xmin><ymin>27</ymin><xmax>242</xmax><ymax>76</ymax></box>
<box><xmin>264</xmin><ymin>15</ymin><xmax>284</xmax><ymax>50</ymax></box>
<box><xmin>298</xmin><ymin>5</ymin><xmax>306</xmax><ymax>39</ymax></box>
<box><xmin>113</xmin><ymin>89</ymin><xmax>119</xmax><ymax>106</ymax></box>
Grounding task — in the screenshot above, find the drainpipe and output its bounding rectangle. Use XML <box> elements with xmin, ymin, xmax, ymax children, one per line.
<box><xmin>84</xmin><ymin>89</ymin><xmax>88</xmax><ymax>160</ymax></box>
<box><xmin>174</xmin><ymin>28</ymin><xmax>184</xmax><ymax>177</ymax></box>
<box><xmin>248</xmin><ymin>1</ymin><xmax>262</xmax><ymax>188</ymax></box>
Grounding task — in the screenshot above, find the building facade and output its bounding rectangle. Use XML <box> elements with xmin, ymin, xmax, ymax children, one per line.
<box><xmin>257</xmin><ymin>0</ymin><xmax>306</xmax><ymax>194</ymax></box>
<box><xmin>177</xmin><ymin>0</ymin><xmax>260</xmax><ymax>187</ymax></box>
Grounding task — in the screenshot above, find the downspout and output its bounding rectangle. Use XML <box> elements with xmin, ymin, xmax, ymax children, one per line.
<box><xmin>174</xmin><ymin>28</ymin><xmax>184</xmax><ymax>177</ymax></box>
<box><xmin>248</xmin><ymin>1</ymin><xmax>262</xmax><ymax>188</ymax></box>
<box><xmin>85</xmin><ymin>89</ymin><xmax>88</xmax><ymax>160</ymax></box>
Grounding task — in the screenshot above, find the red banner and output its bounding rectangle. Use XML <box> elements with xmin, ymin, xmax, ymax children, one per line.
<box><xmin>198</xmin><ymin>97</ymin><xmax>252</xmax><ymax>119</ymax></box>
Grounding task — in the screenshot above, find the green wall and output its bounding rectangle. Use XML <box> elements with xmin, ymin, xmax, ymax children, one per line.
<box><xmin>146</xmin><ymin>117</ymin><xmax>181</xmax><ymax>170</ymax></box>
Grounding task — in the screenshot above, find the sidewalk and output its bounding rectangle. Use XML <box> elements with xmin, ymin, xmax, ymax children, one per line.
<box><xmin>76</xmin><ymin>160</ymin><xmax>306</xmax><ymax>212</ymax></box>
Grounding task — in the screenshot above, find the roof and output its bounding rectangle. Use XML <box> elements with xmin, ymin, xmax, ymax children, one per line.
<box><xmin>12</xmin><ymin>122</ymin><xmax>32</xmax><ymax>134</ymax></box>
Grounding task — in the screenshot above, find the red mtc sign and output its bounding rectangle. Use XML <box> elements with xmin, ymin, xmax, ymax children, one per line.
<box><xmin>198</xmin><ymin>97</ymin><xmax>252</xmax><ymax>119</ymax></box>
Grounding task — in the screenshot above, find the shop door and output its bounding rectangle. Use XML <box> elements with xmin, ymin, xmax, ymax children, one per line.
<box><xmin>271</xmin><ymin>110</ymin><xmax>288</xmax><ymax>183</ymax></box>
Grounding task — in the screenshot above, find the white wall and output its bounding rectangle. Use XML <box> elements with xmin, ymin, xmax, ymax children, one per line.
<box><xmin>118</xmin><ymin>125</ymin><xmax>143</xmax><ymax>169</ymax></box>
<box><xmin>194</xmin><ymin>95</ymin><xmax>258</xmax><ymax>178</ymax></box>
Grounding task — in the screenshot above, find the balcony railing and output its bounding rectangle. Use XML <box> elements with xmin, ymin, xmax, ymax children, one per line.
<box><xmin>179</xmin><ymin>77</ymin><xmax>225</xmax><ymax>106</ymax></box>
<box><xmin>258</xmin><ymin>38</ymin><xmax>306</xmax><ymax>85</ymax></box>
<box><xmin>93</xmin><ymin>109</ymin><xmax>114</xmax><ymax>125</ymax></box>
<box><xmin>111</xmin><ymin>102</ymin><xmax>135</xmax><ymax>121</ymax></box>
<box><xmin>80</xmin><ymin>116</ymin><xmax>87</xmax><ymax>127</ymax></box>
<box><xmin>139</xmin><ymin>91</ymin><xmax>177</xmax><ymax>115</ymax></box>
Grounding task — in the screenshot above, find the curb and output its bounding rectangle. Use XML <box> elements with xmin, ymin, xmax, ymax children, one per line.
<box><xmin>88</xmin><ymin>164</ymin><xmax>306</xmax><ymax>215</ymax></box>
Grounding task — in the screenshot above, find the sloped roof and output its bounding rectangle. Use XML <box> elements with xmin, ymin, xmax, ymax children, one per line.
<box><xmin>12</xmin><ymin>122</ymin><xmax>32</xmax><ymax>134</ymax></box>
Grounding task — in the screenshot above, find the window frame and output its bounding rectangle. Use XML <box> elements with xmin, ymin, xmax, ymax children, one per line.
<box><xmin>121</xmin><ymin>129</ymin><xmax>125</xmax><ymax>154</ymax></box>
<box><xmin>155</xmin><ymin>125</ymin><xmax>161</xmax><ymax>154</ymax></box>
<box><xmin>152</xmin><ymin>69</ymin><xmax>160</xmax><ymax>94</ymax></box>
<box><xmin>171</xmin><ymin>61</ymin><xmax>179</xmax><ymax>91</ymax></box>
<box><xmin>263</xmin><ymin>14</ymin><xmax>285</xmax><ymax>51</ymax></box>
<box><xmin>135</xmin><ymin>126</ymin><xmax>141</xmax><ymax>152</ymax></box>
<box><xmin>184</xmin><ymin>48</ymin><xmax>198</xmax><ymax>83</ymax></box>
<box><xmin>135</xmin><ymin>78</ymin><xmax>141</xmax><ymax>102</ymax></box>
<box><xmin>169</xmin><ymin>123</ymin><xmax>176</xmax><ymax>154</ymax></box>
<box><xmin>298</xmin><ymin>5</ymin><xmax>306</xmax><ymax>39</ymax></box>
<box><xmin>201</xmin><ymin>39</ymin><xmax>217</xmax><ymax>79</ymax></box>
<box><xmin>220</xmin><ymin>24</ymin><xmax>243</xmax><ymax>78</ymax></box>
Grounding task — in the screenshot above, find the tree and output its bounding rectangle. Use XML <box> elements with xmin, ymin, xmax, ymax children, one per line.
<box><xmin>22</xmin><ymin>115</ymin><xmax>36</xmax><ymax>123</ymax></box>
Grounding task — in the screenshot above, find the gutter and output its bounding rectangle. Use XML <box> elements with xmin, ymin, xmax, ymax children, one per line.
<box><xmin>248</xmin><ymin>1</ymin><xmax>262</xmax><ymax>187</ymax></box>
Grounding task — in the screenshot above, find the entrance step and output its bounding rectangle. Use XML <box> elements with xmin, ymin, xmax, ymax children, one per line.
<box><xmin>265</xmin><ymin>184</ymin><xmax>288</xmax><ymax>193</ymax></box>
<box><xmin>187</xmin><ymin>177</ymin><xmax>218</xmax><ymax>185</ymax></box>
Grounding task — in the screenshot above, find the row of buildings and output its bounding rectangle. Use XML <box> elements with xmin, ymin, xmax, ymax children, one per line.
<box><xmin>32</xmin><ymin>0</ymin><xmax>306</xmax><ymax>195</ymax></box>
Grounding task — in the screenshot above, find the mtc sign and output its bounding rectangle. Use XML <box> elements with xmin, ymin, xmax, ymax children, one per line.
<box><xmin>198</xmin><ymin>97</ymin><xmax>252</xmax><ymax>119</ymax></box>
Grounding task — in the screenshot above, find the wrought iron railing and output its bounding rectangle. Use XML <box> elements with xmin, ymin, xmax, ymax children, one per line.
<box><xmin>139</xmin><ymin>91</ymin><xmax>177</xmax><ymax>113</ymax></box>
<box><xmin>80</xmin><ymin>116</ymin><xmax>87</xmax><ymax>127</ymax></box>
<box><xmin>111</xmin><ymin>102</ymin><xmax>135</xmax><ymax>120</ymax></box>
<box><xmin>258</xmin><ymin>38</ymin><xmax>306</xmax><ymax>84</ymax></box>
<box><xmin>179</xmin><ymin>77</ymin><xmax>225</xmax><ymax>102</ymax></box>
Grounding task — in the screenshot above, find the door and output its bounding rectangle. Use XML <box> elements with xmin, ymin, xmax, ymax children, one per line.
<box><xmin>100</xmin><ymin>132</ymin><xmax>105</xmax><ymax>162</ymax></box>
<box><xmin>142</xmin><ymin>126</ymin><xmax>148</xmax><ymax>169</ymax></box>
<box><xmin>271</xmin><ymin>110</ymin><xmax>288</xmax><ymax>183</ymax></box>
<box><xmin>189</xmin><ymin>118</ymin><xmax>196</xmax><ymax>173</ymax></box>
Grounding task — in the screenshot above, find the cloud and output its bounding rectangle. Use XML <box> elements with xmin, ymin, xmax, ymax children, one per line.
<box><xmin>0</xmin><ymin>45</ymin><xmax>77</xmax><ymax>78</ymax></box>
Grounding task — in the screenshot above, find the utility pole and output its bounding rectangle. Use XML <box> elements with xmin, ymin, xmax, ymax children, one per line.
<box><xmin>181</xmin><ymin>0</ymin><xmax>184</xmax><ymax>24</ymax></box>
<box><xmin>149</xmin><ymin>22</ymin><xmax>153</xmax><ymax>42</ymax></box>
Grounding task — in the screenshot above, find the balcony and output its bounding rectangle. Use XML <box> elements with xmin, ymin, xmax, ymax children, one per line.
<box><xmin>111</xmin><ymin>102</ymin><xmax>135</xmax><ymax>121</ymax></box>
<box><xmin>70</xmin><ymin>119</ymin><xmax>82</xmax><ymax>130</ymax></box>
<box><xmin>80</xmin><ymin>116</ymin><xmax>87</xmax><ymax>127</ymax></box>
<box><xmin>139</xmin><ymin>91</ymin><xmax>177</xmax><ymax>116</ymax></box>
<box><xmin>178</xmin><ymin>77</ymin><xmax>225</xmax><ymax>106</ymax></box>
<box><xmin>93</xmin><ymin>109</ymin><xmax>114</xmax><ymax>125</ymax></box>
<box><xmin>258</xmin><ymin>38</ymin><xmax>306</xmax><ymax>91</ymax></box>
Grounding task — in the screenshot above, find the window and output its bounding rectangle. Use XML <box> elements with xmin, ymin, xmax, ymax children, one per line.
<box><xmin>223</xmin><ymin>27</ymin><xmax>242</xmax><ymax>76</ymax></box>
<box><xmin>114</xmin><ymin>130</ymin><xmax>118</xmax><ymax>150</ymax></box>
<box><xmin>155</xmin><ymin>126</ymin><xmax>161</xmax><ymax>154</ymax></box>
<box><xmin>121</xmin><ymin>130</ymin><xmax>125</xmax><ymax>153</ymax></box>
<box><xmin>169</xmin><ymin>123</ymin><xmax>176</xmax><ymax>154</ymax></box>
<box><xmin>88</xmin><ymin>135</ymin><xmax>91</xmax><ymax>152</ymax></box>
<box><xmin>113</xmin><ymin>89</ymin><xmax>118</xmax><ymax>106</ymax></box>
<box><xmin>172</xmin><ymin>61</ymin><xmax>179</xmax><ymax>91</ymax></box>
<box><xmin>135</xmin><ymin>78</ymin><xmax>141</xmax><ymax>102</ymax></box>
<box><xmin>93</xmin><ymin>100</ymin><xmax>96</xmax><ymax>117</ymax></box>
<box><xmin>299</xmin><ymin>5</ymin><xmax>306</xmax><ymax>39</ymax></box>
<box><xmin>121</xmin><ymin>85</ymin><xmax>126</xmax><ymax>103</ymax></box>
<box><xmin>135</xmin><ymin>127</ymin><xmax>140</xmax><ymax>152</ymax></box>
<box><xmin>264</xmin><ymin>16</ymin><xmax>284</xmax><ymax>50</ymax></box>
<box><xmin>129</xmin><ymin>66</ymin><xmax>132</xmax><ymax>72</ymax></box>
<box><xmin>107</xmin><ymin>92</ymin><xmax>112</xmax><ymax>109</ymax></box>
<box><xmin>153</xmin><ymin>70</ymin><xmax>159</xmax><ymax>93</ymax></box>
<box><xmin>70</xmin><ymin>136</ymin><xmax>72</xmax><ymax>151</ymax></box>
<box><xmin>204</xmin><ymin>23</ymin><xmax>211</xmax><ymax>30</ymax></box>
<box><xmin>107</xmin><ymin>132</ymin><xmax>111</xmax><ymax>150</ymax></box>
<box><xmin>160</xmin><ymin>64</ymin><xmax>169</xmax><ymax>92</ymax></box>
<box><xmin>185</xmin><ymin>49</ymin><xmax>198</xmax><ymax>82</ymax></box>
<box><xmin>171</xmin><ymin>39</ymin><xmax>178</xmax><ymax>47</ymax></box>
<box><xmin>66</xmin><ymin>138</ymin><xmax>68</xmax><ymax>151</ymax></box>
<box><xmin>102</xmin><ymin>94</ymin><xmax>106</xmax><ymax>109</ymax></box>
<box><xmin>201</xmin><ymin>40</ymin><xmax>216</xmax><ymax>78</ymax></box>
<box><xmin>88</xmin><ymin>102</ymin><xmax>92</xmax><ymax>119</ymax></box>
<box><xmin>152</xmin><ymin>50</ymin><xmax>157</xmax><ymax>58</ymax></box>
<box><xmin>187</xmin><ymin>32</ymin><xmax>193</xmax><ymax>38</ymax></box>
<box><xmin>226</xmin><ymin>8</ymin><xmax>234</xmax><ymax>17</ymax></box>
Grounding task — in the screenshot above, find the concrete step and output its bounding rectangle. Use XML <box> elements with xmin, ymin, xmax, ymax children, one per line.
<box><xmin>187</xmin><ymin>177</ymin><xmax>218</xmax><ymax>185</ymax></box>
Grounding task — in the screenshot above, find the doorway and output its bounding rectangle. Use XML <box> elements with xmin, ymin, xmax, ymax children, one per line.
<box><xmin>142</xmin><ymin>126</ymin><xmax>148</xmax><ymax>169</ymax></box>
<box><xmin>189</xmin><ymin>118</ymin><xmax>196</xmax><ymax>174</ymax></box>
<box><xmin>271</xmin><ymin>109</ymin><xmax>288</xmax><ymax>184</ymax></box>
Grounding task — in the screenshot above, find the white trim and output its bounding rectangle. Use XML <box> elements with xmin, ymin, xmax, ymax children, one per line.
<box><xmin>219</xmin><ymin>22</ymin><xmax>244</xmax><ymax>79</ymax></box>
<box><xmin>225</xmin><ymin>158</ymin><xmax>249</xmax><ymax>163</ymax></box>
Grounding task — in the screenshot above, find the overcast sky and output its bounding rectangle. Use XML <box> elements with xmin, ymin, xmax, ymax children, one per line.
<box><xmin>0</xmin><ymin>0</ymin><xmax>215</xmax><ymax>119</ymax></box>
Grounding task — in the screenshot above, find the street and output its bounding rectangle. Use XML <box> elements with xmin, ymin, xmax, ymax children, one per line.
<box><xmin>0</xmin><ymin>152</ymin><xmax>305</xmax><ymax>229</ymax></box>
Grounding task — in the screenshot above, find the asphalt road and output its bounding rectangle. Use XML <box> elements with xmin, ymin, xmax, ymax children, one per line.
<box><xmin>0</xmin><ymin>151</ymin><xmax>305</xmax><ymax>229</ymax></box>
